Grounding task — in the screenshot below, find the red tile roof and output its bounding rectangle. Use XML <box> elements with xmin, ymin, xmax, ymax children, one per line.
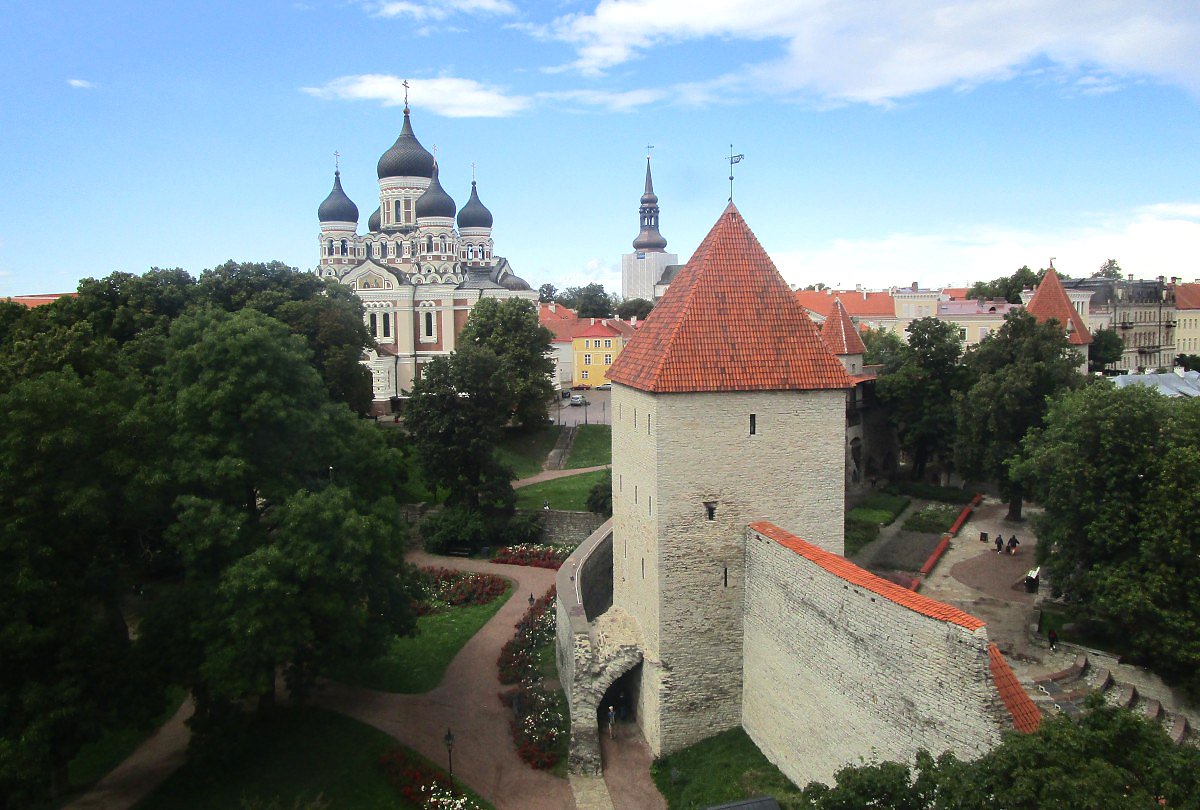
<box><xmin>795</xmin><ymin>289</ymin><xmax>896</xmax><ymax>319</ymax></box>
<box><xmin>575</xmin><ymin>320</ymin><xmax>625</xmax><ymax>339</ymax></box>
<box><xmin>608</xmin><ymin>204</ymin><xmax>852</xmax><ymax>393</ymax></box>
<box><xmin>1175</xmin><ymin>283</ymin><xmax>1200</xmax><ymax>311</ymax></box>
<box><xmin>820</xmin><ymin>298</ymin><xmax>867</xmax><ymax>356</ymax></box>
<box><xmin>941</xmin><ymin>287</ymin><xmax>970</xmax><ymax>300</ymax></box>
<box><xmin>749</xmin><ymin>521</ymin><xmax>985</xmax><ymax>631</ymax></box>
<box><xmin>538</xmin><ymin>303</ymin><xmax>582</xmax><ymax>343</ymax></box>
<box><xmin>4</xmin><ymin>293</ymin><xmax>75</xmax><ymax>308</ymax></box>
<box><xmin>1025</xmin><ymin>267</ymin><xmax>1092</xmax><ymax>346</ymax></box>
<box><xmin>988</xmin><ymin>643</ymin><xmax>1042</xmax><ymax>733</ymax></box>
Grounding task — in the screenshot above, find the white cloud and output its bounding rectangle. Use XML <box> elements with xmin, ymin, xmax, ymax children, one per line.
<box><xmin>371</xmin><ymin>0</ymin><xmax>514</xmax><ymax>21</ymax></box>
<box><xmin>552</xmin><ymin>257</ymin><xmax>623</xmax><ymax>292</ymax></box>
<box><xmin>770</xmin><ymin>203</ymin><xmax>1200</xmax><ymax>290</ymax></box>
<box><xmin>67</xmin><ymin>78</ymin><xmax>95</xmax><ymax>89</ymax></box>
<box><xmin>537</xmin><ymin>87</ymin><xmax>667</xmax><ymax>112</ymax></box>
<box><xmin>303</xmin><ymin>75</ymin><xmax>531</xmax><ymax>117</ymax></box>
<box><xmin>545</xmin><ymin>1</ymin><xmax>1200</xmax><ymax>103</ymax></box>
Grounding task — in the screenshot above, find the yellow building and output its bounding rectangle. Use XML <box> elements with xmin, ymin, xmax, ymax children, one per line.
<box><xmin>571</xmin><ymin>319</ymin><xmax>635</xmax><ymax>387</ymax></box>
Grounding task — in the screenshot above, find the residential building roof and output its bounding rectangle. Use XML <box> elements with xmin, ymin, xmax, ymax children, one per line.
<box><xmin>607</xmin><ymin>204</ymin><xmax>852</xmax><ymax>393</ymax></box>
<box><xmin>1025</xmin><ymin>267</ymin><xmax>1092</xmax><ymax>346</ymax></box>
<box><xmin>4</xmin><ymin>293</ymin><xmax>75</xmax><ymax>308</ymax></box>
<box><xmin>750</xmin><ymin>521</ymin><xmax>985</xmax><ymax>629</ymax></box>
<box><xmin>820</xmin><ymin>298</ymin><xmax>867</xmax><ymax>356</ymax></box>
<box><xmin>538</xmin><ymin>303</ymin><xmax>582</xmax><ymax>343</ymax></box>
<box><xmin>941</xmin><ymin>287</ymin><xmax>970</xmax><ymax>300</ymax></box>
<box><xmin>575</xmin><ymin>320</ymin><xmax>629</xmax><ymax>339</ymax></box>
<box><xmin>937</xmin><ymin>299</ymin><xmax>1017</xmax><ymax>316</ymax></box>
<box><xmin>1114</xmin><ymin>370</ymin><xmax>1200</xmax><ymax>397</ymax></box>
<box><xmin>794</xmin><ymin>288</ymin><xmax>896</xmax><ymax>319</ymax></box>
<box><xmin>1175</xmin><ymin>283</ymin><xmax>1200</xmax><ymax>310</ymax></box>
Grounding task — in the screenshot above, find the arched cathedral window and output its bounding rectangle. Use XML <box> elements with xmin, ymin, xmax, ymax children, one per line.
<box><xmin>327</xmin><ymin>239</ymin><xmax>333</xmax><ymax>256</ymax></box>
<box><xmin>394</xmin><ymin>200</ymin><xmax>402</xmax><ymax>222</ymax></box>
<box><xmin>340</xmin><ymin>239</ymin><xmax>348</xmax><ymax>256</ymax></box>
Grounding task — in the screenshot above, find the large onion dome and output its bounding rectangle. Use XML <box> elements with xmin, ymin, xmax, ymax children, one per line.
<box><xmin>368</xmin><ymin>207</ymin><xmax>381</xmax><ymax>232</ymax></box>
<box><xmin>377</xmin><ymin>108</ymin><xmax>435</xmax><ymax>180</ymax></box>
<box><xmin>415</xmin><ymin>164</ymin><xmax>456</xmax><ymax>219</ymax></box>
<box><xmin>499</xmin><ymin>272</ymin><xmax>531</xmax><ymax>291</ymax></box>
<box><xmin>317</xmin><ymin>171</ymin><xmax>359</xmax><ymax>223</ymax></box>
<box><xmin>457</xmin><ymin>181</ymin><xmax>493</xmax><ymax>229</ymax></box>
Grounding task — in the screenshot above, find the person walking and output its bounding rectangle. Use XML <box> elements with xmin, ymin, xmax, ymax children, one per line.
<box><xmin>995</xmin><ymin>534</ymin><xmax>1004</xmax><ymax>554</ymax></box>
<box><xmin>1048</xmin><ymin>629</ymin><xmax>1058</xmax><ymax>651</ymax></box>
<box><xmin>607</xmin><ymin>705</ymin><xmax>616</xmax><ymax>739</ymax></box>
<box><xmin>1007</xmin><ymin>536</ymin><xmax>1020</xmax><ymax>555</ymax></box>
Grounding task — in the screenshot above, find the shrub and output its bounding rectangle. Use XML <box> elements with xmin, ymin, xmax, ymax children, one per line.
<box><xmin>413</xmin><ymin>567</ymin><xmax>508</xmax><ymax>615</ymax></box>
<box><xmin>902</xmin><ymin>504</ymin><xmax>961</xmax><ymax>534</ymax></box>
<box><xmin>492</xmin><ymin>543</ymin><xmax>572</xmax><ymax>569</ymax></box>
<box><xmin>378</xmin><ymin>748</ymin><xmax>484</xmax><ymax>808</ymax></box>
<box><xmin>497</xmin><ymin>588</ymin><xmax>557</xmax><ymax>685</ymax></box>
<box><xmin>500</xmin><ymin>511</ymin><xmax>543</xmax><ymax>546</ymax></box>
<box><xmin>500</xmin><ymin>684</ymin><xmax>568</xmax><ymax>770</ymax></box>
<box><xmin>586</xmin><ymin>469</ymin><xmax>613</xmax><ymax>517</ymax></box>
<box><xmin>857</xmin><ymin>493</ymin><xmax>910</xmax><ymax>522</ymax></box>
<box><xmin>884</xmin><ymin>482</ymin><xmax>974</xmax><ymax>504</ymax></box>
<box><xmin>844</xmin><ymin>517</ymin><xmax>880</xmax><ymax>557</ymax></box>
<box><xmin>846</xmin><ymin>507</ymin><xmax>894</xmax><ymax>526</ymax></box>
<box><xmin>420</xmin><ymin>507</ymin><xmax>490</xmax><ymax>554</ymax></box>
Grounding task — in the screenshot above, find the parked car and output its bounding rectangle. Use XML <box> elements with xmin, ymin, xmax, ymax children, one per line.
<box><xmin>595</xmin><ymin>383</ymin><xmax>612</xmax><ymax>390</ymax></box>
<box><xmin>570</xmin><ymin>395</ymin><xmax>585</xmax><ymax>406</ymax></box>
<box><xmin>571</xmin><ymin>383</ymin><xmax>591</xmax><ymax>390</ymax></box>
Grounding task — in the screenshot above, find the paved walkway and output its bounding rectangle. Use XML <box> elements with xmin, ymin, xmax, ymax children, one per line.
<box><xmin>513</xmin><ymin>464</ymin><xmax>611</xmax><ymax>489</ymax></box>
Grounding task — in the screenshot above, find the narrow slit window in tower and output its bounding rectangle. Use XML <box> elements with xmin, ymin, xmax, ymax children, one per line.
<box><xmin>705</xmin><ymin>502</ymin><xmax>717</xmax><ymax>521</ymax></box>
<box><xmin>723</xmin><ymin>566</ymin><xmax>728</xmax><ymax>587</ymax></box>
<box><xmin>750</xmin><ymin>414</ymin><xmax>756</xmax><ymax>435</ymax></box>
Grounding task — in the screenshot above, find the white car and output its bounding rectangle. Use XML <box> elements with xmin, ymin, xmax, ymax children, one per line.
<box><xmin>570</xmin><ymin>395</ymin><xmax>585</xmax><ymax>406</ymax></box>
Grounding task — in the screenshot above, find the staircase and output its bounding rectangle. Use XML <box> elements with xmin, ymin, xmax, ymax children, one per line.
<box><xmin>1029</xmin><ymin>653</ymin><xmax>1197</xmax><ymax>745</ymax></box>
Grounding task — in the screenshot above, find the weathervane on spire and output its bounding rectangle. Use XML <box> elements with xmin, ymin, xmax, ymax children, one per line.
<box><xmin>728</xmin><ymin>145</ymin><xmax>744</xmax><ymax>202</ymax></box>
<box><xmin>471</xmin><ymin>161</ymin><xmax>476</xmax><ymax>181</ymax></box>
<box><xmin>402</xmin><ymin>79</ymin><xmax>410</xmax><ymax>111</ymax></box>
<box><xmin>1049</xmin><ymin>257</ymin><xmax>1056</xmax><ymax>270</ymax></box>
<box><xmin>646</xmin><ymin>143</ymin><xmax>655</xmax><ymax>160</ymax></box>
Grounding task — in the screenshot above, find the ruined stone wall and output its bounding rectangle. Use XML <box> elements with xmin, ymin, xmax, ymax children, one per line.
<box><xmin>612</xmin><ymin>384</ymin><xmax>847</xmax><ymax>757</ymax></box>
<box><xmin>741</xmin><ymin>526</ymin><xmax>1002</xmax><ymax>788</ymax></box>
<box><xmin>517</xmin><ymin>508</ymin><xmax>606</xmax><ymax>547</ymax></box>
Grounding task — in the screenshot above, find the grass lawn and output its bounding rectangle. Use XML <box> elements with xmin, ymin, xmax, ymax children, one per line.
<box><xmin>333</xmin><ymin>582</ymin><xmax>512</xmax><ymax>693</ymax></box>
<box><xmin>564</xmin><ymin>425</ymin><xmax>611</xmax><ymax>468</ymax></box>
<box><xmin>140</xmin><ymin>706</ymin><xmax>492</xmax><ymax>810</ymax></box>
<box><xmin>67</xmin><ymin>686</ymin><xmax>186</xmax><ymax>791</ymax></box>
<box><xmin>843</xmin><ymin>517</ymin><xmax>880</xmax><ymax>558</ymax></box>
<box><xmin>495</xmin><ymin>425</ymin><xmax>562</xmax><ymax>479</ymax></box>
<box><xmin>902</xmin><ymin>504</ymin><xmax>961</xmax><ymax>534</ymax></box>
<box><xmin>651</xmin><ymin>727</ymin><xmax>805</xmax><ymax>809</ymax></box>
<box><xmin>515</xmin><ymin>469</ymin><xmax>608</xmax><ymax>512</ymax></box>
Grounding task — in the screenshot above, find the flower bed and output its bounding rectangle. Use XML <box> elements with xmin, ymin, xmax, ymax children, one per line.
<box><xmin>491</xmin><ymin>543</ymin><xmax>573</xmax><ymax>570</ymax></box>
<box><xmin>414</xmin><ymin>567</ymin><xmax>509</xmax><ymax>616</ymax></box>
<box><xmin>495</xmin><ymin>587</ymin><xmax>567</xmax><ymax>770</ymax></box>
<box><xmin>379</xmin><ymin>748</ymin><xmax>484</xmax><ymax>809</ymax></box>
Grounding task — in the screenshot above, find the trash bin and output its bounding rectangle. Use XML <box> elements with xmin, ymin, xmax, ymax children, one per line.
<box><xmin>980</xmin><ymin>531</ymin><xmax>989</xmax><ymax>543</ymax></box>
<box><xmin>1024</xmin><ymin>567</ymin><xmax>1040</xmax><ymax>593</ymax></box>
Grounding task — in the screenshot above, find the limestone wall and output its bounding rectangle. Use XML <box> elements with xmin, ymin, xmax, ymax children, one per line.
<box><xmin>519</xmin><ymin>508</ymin><xmax>606</xmax><ymax>547</ymax></box>
<box><xmin>742</xmin><ymin>524</ymin><xmax>1003</xmax><ymax>788</ymax></box>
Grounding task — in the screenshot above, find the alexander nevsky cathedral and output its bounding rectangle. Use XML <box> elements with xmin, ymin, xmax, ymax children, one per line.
<box><xmin>316</xmin><ymin>104</ymin><xmax>535</xmax><ymax>413</ymax></box>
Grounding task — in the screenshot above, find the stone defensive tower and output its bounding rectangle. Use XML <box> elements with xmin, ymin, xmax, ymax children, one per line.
<box><xmin>604</xmin><ymin>204</ymin><xmax>853</xmax><ymax>755</ymax></box>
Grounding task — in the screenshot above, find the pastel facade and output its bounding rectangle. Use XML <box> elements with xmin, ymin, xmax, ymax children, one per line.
<box><xmin>571</xmin><ymin>320</ymin><xmax>632</xmax><ymax>387</ymax></box>
<box><xmin>1176</xmin><ymin>283</ymin><xmax>1200</xmax><ymax>357</ymax></box>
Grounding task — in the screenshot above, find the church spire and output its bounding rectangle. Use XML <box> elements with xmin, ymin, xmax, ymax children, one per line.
<box><xmin>633</xmin><ymin>155</ymin><xmax>668</xmax><ymax>252</ymax></box>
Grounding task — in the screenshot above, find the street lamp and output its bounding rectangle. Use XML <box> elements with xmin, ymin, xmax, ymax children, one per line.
<box><xmin>328</xmin><ymin>465</ymin><xmax>334</xmax><ymax>483</ymax></box>
<box><xmin>529</xmin><ymin>592</ymin><xmax>536</xmax><ymax>609</ymax></box>
<box><xmin>583</xmin><ymin>398</ymin><xmax>589</xmax><ymax>425</ymax></box>
<box><xmin>443</xmin><ymin>727</ymin><xmax>454</xmax><ymax>777</ymax></box>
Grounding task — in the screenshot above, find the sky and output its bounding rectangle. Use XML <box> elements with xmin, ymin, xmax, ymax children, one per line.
<box><xmin>3</xmin><ymin>1</ymin><xmax>1200</xmax><ymax>298</ymax></box>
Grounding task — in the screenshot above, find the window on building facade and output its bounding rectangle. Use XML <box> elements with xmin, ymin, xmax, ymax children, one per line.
<box><xmin>959</xmin><ymin>328</ymin><xmax>967</xmax><ymax>341</ymax></box>
<box><xmin>581</xmin><ymin>370</ymin><xmax>589</xmax><ymax>380</ymax></box>
<box><xmin>368</xmin><ymin>313</ymin><xmax>377</xmax><ymax>336</ymax></box>
<box><xmin>394</xmin><ymin>200</ymin><xmax>402</xmax><ymax>222</ymax></box>
<box><xmin>327</xmin><ymin>239</ymin><xmax>333</xmax><ymax>256</ymax></box>
<box><xmin>424</xmin><ymin>311</ymin><xmax>435</xmax><ymax>338</ymax></box>
<box><xmin>604</xmin><ymin>339</ymin><xmax>612</xmax><ymax>348</ymax></box>
<box><xmin>750</xmin><ymin>414</ymin><xmax>756</xmax><ymax>435</ymax></box>
<box><xmin>584</xmin><ymin>354</ymin><xmax>592</xmax><ymax>365</ymax></box>
<box><xmin>366</xmin><ymin>243</ymin><xmax>373</xmax><ymax>258</ymax></box>
<box><xmin>381</xmin><ymin>313</ymin><xmax>390</xmax><ymax>337</ymax></box>
<box><xmin>705</xmin><ymin>502</ymin><xmax>717</xmax><ymax>520</ymax></box>
<box><xmin>604</xmin><ymin>354</ymin><xmax>612</xmax><ymax>364</ymax></box>
<box><xmin>403</xmin><ymin>199</ymin><xmax>412</xmax><ymax>223</ymax></box>
<box><xmin>340</xmin><ymin>239</ymin><xmax>348</xmax><ymax>256</ymax></box>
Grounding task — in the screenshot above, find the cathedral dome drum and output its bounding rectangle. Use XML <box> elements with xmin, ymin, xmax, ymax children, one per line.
<box><xmin>415</xmin><ymin>164</ymin><xmax>456</xmax><ymax>219</ymax></box>
<box><xmin>318</xmin><ymin>171</ymin><xmax>359</xmax><ymax>223</ymax></box>
<box><xmin>457</xmin><ymin>181</ymin><xmax>493</xmax><ymax>229</ymax></box>
<box><xmin>376</xmin><ymin>109</ymin><xmax>436</xmax><ymax>180</ymax></box>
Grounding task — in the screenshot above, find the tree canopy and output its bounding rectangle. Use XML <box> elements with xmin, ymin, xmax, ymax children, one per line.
<box><xmin>860</xmin><ymin>326</ymin><xmax>905</xmax><ymax>368</ymax></box>
<box><xmin>537</xmin><ymin>283</ymin><xmax>557</xmax><ymax>303</ymax></box>
<box><xmin>456</xmin><ymin>297</ymin><xmax>554</xmax><ymax>430</ymax></box>
<box><xmin>953</xmin><ymin>310</ymin><xmax>1081</xmax><ymax>520</ymax></box>
<box><xmin>966</xmin><ymin>265</ymin><xmax>1044</xmax><ymax>304</ymax></box>
<box><xmin>797</xmin><ymin>702</ymin><xmax>1200</xmax><ymax>809</ymax></box>
<box><xmin>1093</xmin><ymin>258</ymin><xmax>1123</xmax><ymax>279</ymax></box>
<box><xmin>616</xmin><ymin>297</ymin><xmax>653</xmax><ymax>321</ymax></box>
<box><xmin>876</xmin><ymin>318</ymin><xmax>966</xmax><ymax>480</ymax></box>
<box><xmin>1013</xmin><ymin>383</ymin><xmax>1200</xmax><ymax>693</ymax></box>
<box><xmin>1088</xmin><ymin>326</ymin><xmax>1124</xmax><ymax>373</ymax></box>
<box><xmin>556</xmin><ymin>283</ymin><xmax>616</xmax><ymax>318</ymax></box>
<box><xmin>0</xmin><ymin>265</ymin><xmax>414</xmax><ymax>805</ymax></box>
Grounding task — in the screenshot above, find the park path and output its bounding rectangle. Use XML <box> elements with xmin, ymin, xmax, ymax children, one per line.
<box><xmin>512</xmin><ymin>464</ymin><xmax>611</xmax><ymax>489</ymax></box>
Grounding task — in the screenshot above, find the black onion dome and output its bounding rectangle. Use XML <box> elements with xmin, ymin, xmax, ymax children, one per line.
<box><xmin>499</xmin><ymin>272</ymin><xmax>531</xmax><ymax>291</ymax></box>
<box><xmin>368</xmin><ymin>207</ymin><xmax>381</xmax><ymax>232</ymax></box>
<box><xmin>457</xmin><ymin>181</ymin><xmax>493</xmax><ymax>229</ymax></box>
<box><xmin>415</xmin><ymin>164</ymin><xmax>456</xmax><ymax>219</ymax></box>
<box><xmin>318</xmin><ymin>171</ymin><xmax>359</xmax><ymax>223</ymax></box>
<box><xmin>377</xmin><ymin>109</ymin><xmax>436</xmax><ymax>180</ymax></box>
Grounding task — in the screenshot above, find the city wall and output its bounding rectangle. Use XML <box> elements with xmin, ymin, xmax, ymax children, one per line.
<box><xmin>741</xmin><ymin>522</ymin><xmax>1004</xmax><ymax>788</ymax></box>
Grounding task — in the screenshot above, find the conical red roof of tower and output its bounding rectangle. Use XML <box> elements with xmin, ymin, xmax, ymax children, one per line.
<box><xmin>820</xmin><ymin>298</ymin><xmax>867</xmax><ymax>356</ymax></box>
<box><xmin>607</xmin><ymin>204</ymin><xmax>852</xmax><ymax>393</ymax></box>
<box><xmin>1025</xmin><ymin>267</ymin><xmax>1091</xmax><ymax>346</ymax></box>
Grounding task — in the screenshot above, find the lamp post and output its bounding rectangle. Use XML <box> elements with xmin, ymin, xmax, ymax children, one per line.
<box><xmin>328</xmin><ymin>465</ymin><xmax>333</xmax><ymax>484</ymax></box>
<box><xmin>583</xmin><ymin>398</ymin><xmax>589</xmax><ymax>425</ymax></box>
<box><xmin>443</xmin><ymin>727</ymin><xmax>454</xmax><ymax>777</ymax></box>
<box><xmin>529</xmin><ymin>593</ymin><xmax>536</xmax><ymax>609</ymax></box>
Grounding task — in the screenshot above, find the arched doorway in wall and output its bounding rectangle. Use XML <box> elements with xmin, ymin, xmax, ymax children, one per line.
<box><xmin>594</xmin><ymin>662</ymin><xmax>643</xmax><ymax>763</ymax></box>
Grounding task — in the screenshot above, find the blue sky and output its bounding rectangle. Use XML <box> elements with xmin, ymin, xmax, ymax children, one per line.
<box><xmin>3</xmin><ymin>0</ymin><xmax>1200</xmax><ymax>297</ymax></box>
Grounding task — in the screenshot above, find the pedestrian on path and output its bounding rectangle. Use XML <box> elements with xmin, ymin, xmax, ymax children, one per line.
<box><xmin>1048</xmin><ymin>629</ymin><xmax>1058</xmax><ymax>651</ymax></box>
<box><xmin>995</xmin><ymin>534</ymin><xmax>1004</xmax><ymax>554</ymax></box>
<box><xmin>1007</xmin><ymin>536</ymin><xmax>1020</xmax><ymax>555</ymax></box>
<box><xmin>608</xmin><ymin>705</ymin><xmax>616</xmax><ymax>739</ymax></box>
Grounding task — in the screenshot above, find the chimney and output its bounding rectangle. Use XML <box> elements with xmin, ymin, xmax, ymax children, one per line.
<box><xmin>911</xmin><ymin>282</ymin><xmax>918</xmax><ymax>291</ymax></box>
<box><xmin>590</xmin><ymin>318</ymin><xmax>596</xmax><ymax>325</ymax></box>
<box><xmin>549</xmin><ymin>302</ymin><xmax>556</xmax><ymax>313</ymax></box>
<box><xmin>631</xmin><ymin>316</ymin><xmax>638</xmax><ymax>326</ymax></box>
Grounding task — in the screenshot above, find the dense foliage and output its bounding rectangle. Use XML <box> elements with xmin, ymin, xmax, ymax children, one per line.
<box><xmin>616</xmin><ymin>297</ymin><xmax>653</xmax><ymax>320</ymax></box>
<box><xmin>555</xmin><ymin>283</ymin><xmax>616</xmax><ymax>318</ymax></box>
<box><xmin>860</xmin><ymin>325</ymin><xmax>904</xmax><ymax>368</ymax></box>
<box><xmin>1014</xmin><ymin>383</ymin><xmax>1200</xmax><ymax>694</ymax></box>
<box><xmin>1088</xmin><ymin>326</ymin><xmax>1125</xmax><ymax>372</ymax></box>
<box><xmin>0</xmin><ymin>265</ymin><xmax>416</xmax><ymax>805</ymax></box>
<box><xmin>586</xmin><ymin>469</ymin><xmax>613</xmax><ymax>517</ymax></box>
<box><xmin>966</xmin><ymin>265</ymin><xmax>1045</xmax><ymax>304</ymax></box>
<box><xmin>953</xmin><ymin>310</ymin><xmax>1081</xmax><ymax>520</ymax></box>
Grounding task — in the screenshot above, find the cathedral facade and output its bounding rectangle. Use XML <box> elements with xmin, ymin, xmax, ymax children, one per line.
<box><xmin>316</xmin><ymin>105</ymin><xmax>535</xmax><ymax>412</ymax></box>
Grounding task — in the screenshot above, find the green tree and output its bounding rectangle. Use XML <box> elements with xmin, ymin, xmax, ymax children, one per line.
<box><xmin>803</xmin><ymin>282</ymin><xmax>829</xmax><ymax>291</ymax></box>
<box><xmin>954</xmin><ymin>310</ymin><xmax>1080</xmax><ymax>520</ymax></box>
<box><xmin>556</xmin><ymin>283</ymin><xmax>614</xmax><ymax>318</ymax></box>
<box><xmin>1093</xmin><ymin>258</ymin><xmax>1123</xmax><ymax>279</ymax></box>
<box><xmin>137</xmin><ymin>307</ymin><xmax>414</xmax><ymax>732</ymax></box>
<box><xmin>403</xmin><ymin>345</ymin><xmax>516</xmax><ymax>512</ymax></box>
<box><xmin>876</xmin><ymin>318</ymin><xmax>966</xmax><ymax>480</ymax></box>
<box><xmin>1176</xmin><ymin>353</ymin><xmax>1200</xmax><ymax>372</ymax></box>
<box><xmin>966</xmin><ymin>265</ymin><xmax>1043</xmax><ymax>304</ymax></box>
<box><xmin>538</xmin><ymin>283</ymin><xmax>557</xmax><ymax>303</ymax></box>
<box><xmin>1088</xmin><ymin>326</ymin><xmax>1124</xmax><ymax>373</ymax></box>
<box><xmin>615</xmin><ymin>298</ymin><xmax>653</xmax><ymax>321</ymax></box>
<box><xmin>799</xmin><ymin>703</ymin><xmax>1200</xmax><ymax>809</ymax></box>
<box><xmin>456</xmin><ymin>297</ymin><xmax>554</xmax><ymax>430</ymax></box>
<box><xmin>1013</xmin><ymin>384</ymin><xmax>1200</xmax><ymax>692</ymax></box>
<box><xmin>587</xmin><ymin>470</ymin><xmax>613</xmax><ymax>517</ymax></box>
<box><xmin>860</xmin><ymin>326</ymin><xmax>904</xmax><ymax>368</ymax></box>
